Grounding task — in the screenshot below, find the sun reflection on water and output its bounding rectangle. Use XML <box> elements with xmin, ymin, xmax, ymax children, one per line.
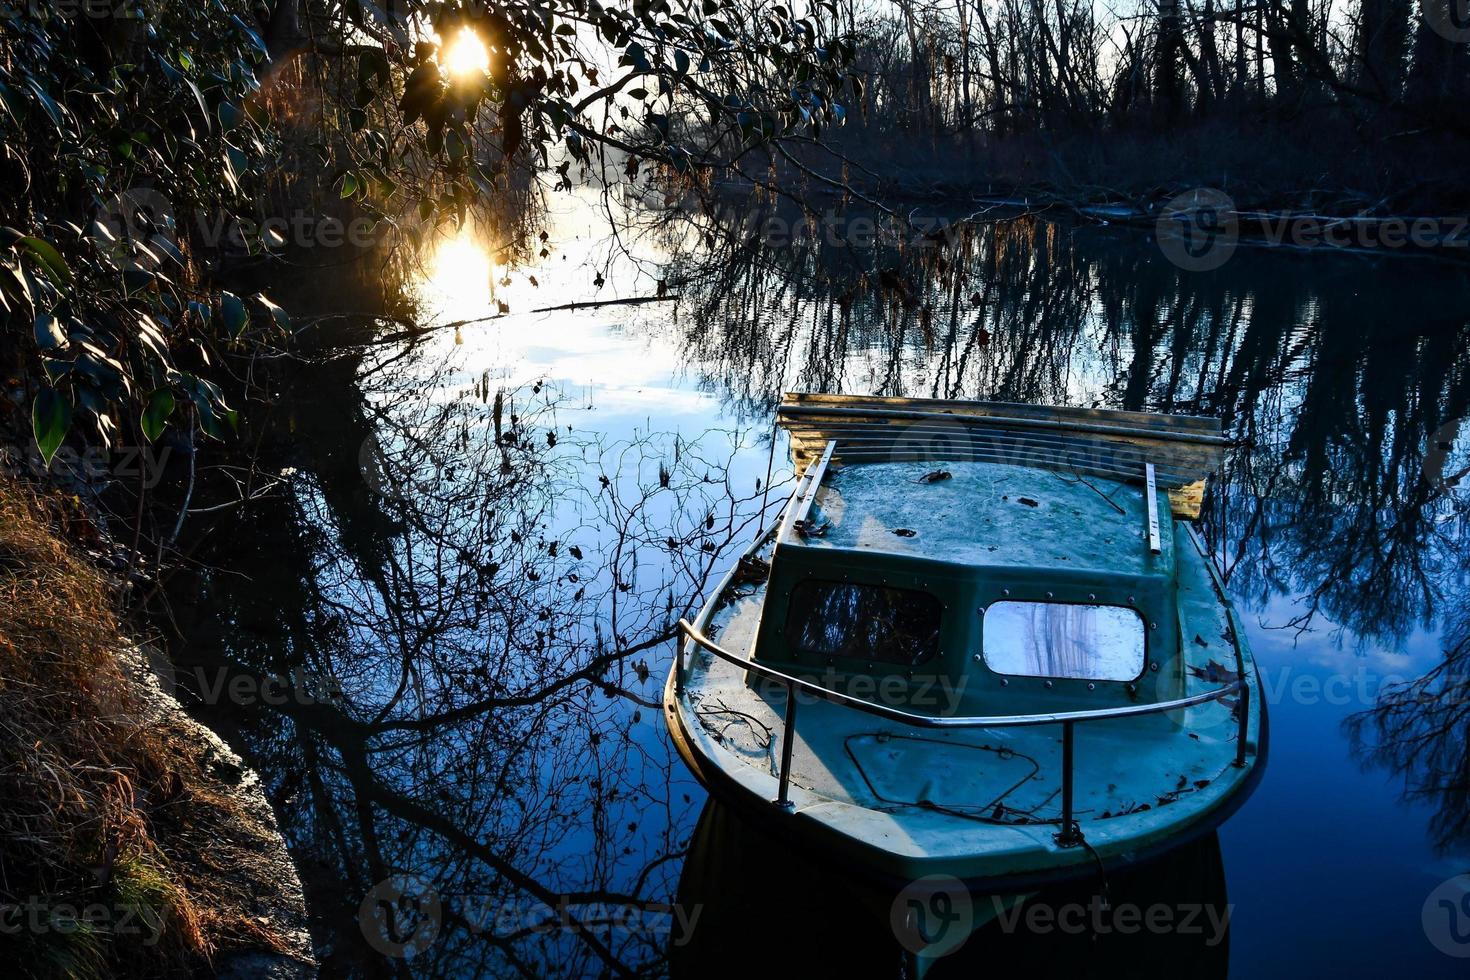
<box><xmin>420</xmin><ymin>229</ymin><xmax>494</xmax><ymax>323</ymax></box>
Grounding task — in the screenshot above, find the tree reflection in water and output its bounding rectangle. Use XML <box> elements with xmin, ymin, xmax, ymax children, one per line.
<box><xmin>168</xmin><ymin>335</ymin><xmax>777</xmax><ymax>973</ymax></box>
<box><xmin>660</xmin><ymin>196</ymin><xmax>1470</xmax><ymax>863</ymax></box>
<box><xmin>1346</xmin><ymin>607</ymin><xmax>1470</xmax><ymax>854</ymax></box>
<box><xmin>163</xmin><ymin>193</ymin><xmax>1470</xmax><ymax>974</ymax></box>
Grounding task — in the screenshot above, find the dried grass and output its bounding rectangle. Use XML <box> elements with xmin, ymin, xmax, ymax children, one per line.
<box><xmin>0</xmin><ymin>477</ymin><xmax>291</xmax><ymax>977</ymax></box>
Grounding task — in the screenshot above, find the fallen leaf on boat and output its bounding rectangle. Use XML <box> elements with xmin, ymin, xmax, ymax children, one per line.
<box><xmin>1187</xmin><ymin>659</ymin><xmax>1241</xmax><ymax>683</ymax></box>
<box><xmin>732</xmin><ymin>555</ymin><xmax>770</xmax><ymax>584</ymax></box>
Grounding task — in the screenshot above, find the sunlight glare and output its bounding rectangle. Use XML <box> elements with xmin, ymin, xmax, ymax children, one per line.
<box><xmin>421</xmin><ymin>230</ymin><xmax>493</xmax><ymax>323</ymax></box>
<box><xmin>441</xmin><ymin>26</ymin><xmax>490</xmax><ymax>80</ymax></box>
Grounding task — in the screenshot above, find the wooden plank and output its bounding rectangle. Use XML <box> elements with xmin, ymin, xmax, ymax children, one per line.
<box><xmin>778</xmin><ymin>440</ymin><xmax>835</xmax><ymax>543</ymax></box>
<box><xmin>777</xmin><ymin>393</ymin><xmax>1226</xmax><ymax>520</ymax></box>
<box><xmin>781</xmin><ymin>391</ymin><xmax>1223</xmax><ymax>436</ymax></box>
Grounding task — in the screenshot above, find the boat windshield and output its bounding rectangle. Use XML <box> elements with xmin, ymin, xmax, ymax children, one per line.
<box><xmin>785</xmin><ymin>580</ymin><xmax>941</xmax><ymax>666</ymax></box>
<box><xmin>982</xmin><ymin>601</ymin><xmax>1145</xmax><ymax>681</ymax></box>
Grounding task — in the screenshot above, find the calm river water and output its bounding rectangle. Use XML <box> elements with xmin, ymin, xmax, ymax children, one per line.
<box><xmin>166</xmin><ymin>186</ymin><xmax>1470</xmax><ymax>977</ymax></box>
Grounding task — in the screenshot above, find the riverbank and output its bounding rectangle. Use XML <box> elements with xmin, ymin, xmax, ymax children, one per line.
<box><xmin>0</xmin><ymin>478</ymin><xmax>313</xmax><ymax>978</ymax></box>
<box><xmin>768</xmin><ymin>117</ymin><xmax>1470</xmax><ymax>252</ymax></box>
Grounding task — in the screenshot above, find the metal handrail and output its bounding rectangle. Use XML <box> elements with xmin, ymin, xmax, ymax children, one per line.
<box><xmin>674</xmin><ymin>618</ymin><xmax>1251</xmax><ymax>845</ymax></box>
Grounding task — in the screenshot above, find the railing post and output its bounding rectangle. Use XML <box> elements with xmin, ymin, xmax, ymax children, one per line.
<box><xmin>674</xmin><ymin>628</ymin><xmax>686</xmax><ymax>695</ymax></box>
<box><xmin>1234</xmin><ymin>682</ymin><xmax>1249</xmax><ymax>768</ymax></box>
<box><xmin>1055</xmin><ymin>720</ymin><xmax>1081</xmax><ymax>847</ymax></box>
<box><xmin>776</xmin><ymin>680</ymin><xmax>799</xmax><ymax>809</ymax></box>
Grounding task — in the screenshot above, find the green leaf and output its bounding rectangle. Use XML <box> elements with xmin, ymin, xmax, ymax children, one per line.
<box><xmin>221</xmin><ymin>291</ymin><xmax>248</xmax><ymax>337</ymax></box>
<box><xmin>0</xmin><ymin>80</ymin><xmax>23</xmax><ymax>126</ymax></box>
<box><xmin>227</xmin><ymin>145</ymin><xmax>249</xmax><ymax>180</ymax></box>
<box><xmin>357</xmin><ymin>47</ymin><xmax>391</xmax><ymax>90</ymax></box>
<box><xmin>23</xmin><ymin>78</ymin><xmax>64</xmax><ymax>130</ymax></box>
<box><xmin>180</xmin><ymin>372</ymin><xmax>229</xmax><ymax>440</ymax></box>
<box><xmin>141</xmin><ymin>388</ymin><xmax>175</xmax><ymax>441</ymax></box>
<box><xmin>339</xmin><ymin>172</ymin><xmax>359</xmax><ymax>198</ymax></box>
<box><xmin>32</xmin><ymin>388</ymin><xmax>72</xmax><ymax>467</ymax></box>
<box><xmin>218</xmin><ymin>101</ymin><xmax>242</xmax><ymax>131</ymax></box>
<box><xmin>185</xmin><ymin>78</ymin><xmax>210</xmax><ymax>132</ymax></box>
<box><xmin>34</xmin><ymin>312</ymin><xmax>65</xmax><ymax>350</ymax></box>
<box><xmin>231</xmin><ymin>14</ymin><xmax>270</xmax><ymax>58</ymax></box>
<box><xmin>18</xmin><ymin>237</ymin><xmax>72</xmax><ymax>285</ymax></box>
<box><xmin>254</xmin><ymin>293</ymin><xmax>291</xmax><ymax>332</ymax></box>
<box><xmin>41</xmin><ymin>357</ymin><xmax>73</xmax><ymax>385</ymax></box>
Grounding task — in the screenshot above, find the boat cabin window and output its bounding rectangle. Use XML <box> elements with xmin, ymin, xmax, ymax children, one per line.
<box><xmin>982</xmin><ymin>601</ymin><xmax>1145</xmax><ymax>681</ymax></box>
<box><xmin>785</xmin><ymin>580</ymin><xmax>941</xmax><ymax>666</ymax></box>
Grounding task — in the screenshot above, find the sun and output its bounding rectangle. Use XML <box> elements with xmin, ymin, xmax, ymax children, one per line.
<box><xmin>441</xmin><ymin>26</ymin><xmax>490</xmax><ymax>80</ymax></box>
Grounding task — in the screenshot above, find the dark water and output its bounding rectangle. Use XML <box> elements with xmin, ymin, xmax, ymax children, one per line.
<box><xmin>159</xmin><ymin>189</ymin><xmax>1470</xmax><ymax>977</ymax></box>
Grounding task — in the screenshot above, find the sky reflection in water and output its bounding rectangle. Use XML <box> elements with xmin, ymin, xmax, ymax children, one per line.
<box><xmin>179</xmin><ymin>187</ymin><xmax>1470</xmax><ymax>976</ymax></box>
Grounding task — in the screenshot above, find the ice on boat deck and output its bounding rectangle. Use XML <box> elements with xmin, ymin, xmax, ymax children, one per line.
<box><xmin>796</xmin><ymin>460</ymin><xmax>1164</xmax><ymax>576</ymax></box>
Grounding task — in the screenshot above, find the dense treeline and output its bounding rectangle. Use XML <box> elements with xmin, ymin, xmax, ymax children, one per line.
<box><xmin>847</xmin><ymin>0</ymin><xmax>1469</xmax><ymax>130</ymax></box>
<box><xmin>805</xmin><ymin>0</ymin><xmax>1470</xmax><ymax>205</ymax></box>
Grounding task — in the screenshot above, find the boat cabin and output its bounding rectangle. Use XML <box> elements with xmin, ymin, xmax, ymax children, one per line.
<box><xmin>748</xmin><ymin>394</ymin><xmax>1227</xmax><ymax>716</ymax></box>
<box><xmin>752</xmin><ymin>457</ymin><xmax>1181</xmax><ymax>714</ymax></box>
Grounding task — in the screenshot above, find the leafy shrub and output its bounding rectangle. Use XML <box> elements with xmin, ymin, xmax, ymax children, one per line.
<box><xmin>0</xmin><ymin>3</ymin><xmax>289</xmax><ymax>463</ymax></box>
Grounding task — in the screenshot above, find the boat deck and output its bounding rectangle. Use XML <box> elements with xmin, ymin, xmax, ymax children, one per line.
<box><xmin>674</xmin><ymin>520</ymin><xmax>1259</xmax><ymax>882</ymax></box>
<box><xmin>797</xmin><ymin>460</ymin><xmax>1164</xmax><ymax>576</ymax></box>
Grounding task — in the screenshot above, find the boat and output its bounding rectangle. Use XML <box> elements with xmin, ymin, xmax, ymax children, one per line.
<box><xmin>664</xmin><ymin>393</ymin><xmax>1267</xmax><ymax>901</ymax></box>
